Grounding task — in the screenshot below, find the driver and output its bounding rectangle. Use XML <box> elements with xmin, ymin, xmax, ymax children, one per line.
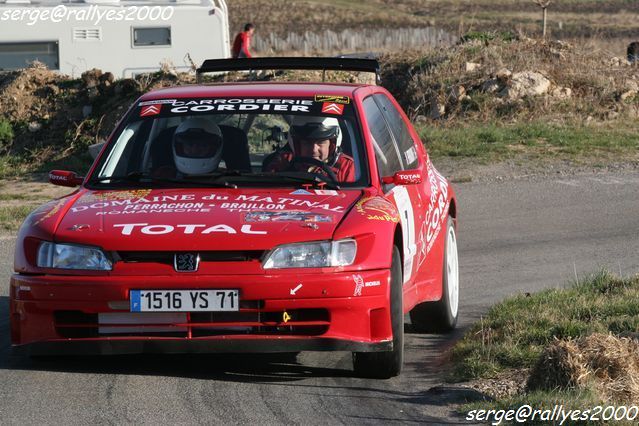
<box><xmin>264</xmin><ymin>116</ymin><xmax>355</xmax><ymax>182</ymax></box>
<box><xmin>154</xmin><ymin>117</ymin><xmax>224</xmax><ymax>178</ymax></box>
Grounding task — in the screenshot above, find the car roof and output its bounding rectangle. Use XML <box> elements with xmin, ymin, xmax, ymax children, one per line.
<box><xmin>139</xmin><ymin>82</ymin><xmax>368</xmax><ymax>101</ymax></box>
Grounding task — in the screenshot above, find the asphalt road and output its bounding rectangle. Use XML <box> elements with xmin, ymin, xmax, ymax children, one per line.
<box><xmin>1</xmin><ymin>171</ymin><xmax>639</xmax><ymax>424</ymax></box>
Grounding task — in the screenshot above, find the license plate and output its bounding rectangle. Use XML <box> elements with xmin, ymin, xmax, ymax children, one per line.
<box><xmin>130</xmin><ymin>289</ymin><xmax>239</xmax><ymax>312</ymax></box>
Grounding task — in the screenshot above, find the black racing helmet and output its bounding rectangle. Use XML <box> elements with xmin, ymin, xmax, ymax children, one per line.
<box><xmin>288</xmin><ymin>116</ymin><xmax>342</xmax><ymax>157</ymax></box>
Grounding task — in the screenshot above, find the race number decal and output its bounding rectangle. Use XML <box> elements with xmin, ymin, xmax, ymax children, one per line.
<box><xmin>391</xmin><ymin>186</ymin><xmax>416</xmax><ymax>284</ymax></box>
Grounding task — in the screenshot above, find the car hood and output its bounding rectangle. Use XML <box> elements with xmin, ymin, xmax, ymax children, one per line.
<box><xmin>51</xmin><ymin>188</ymin><xmax>362</xmax><ymax>251</ymax></box>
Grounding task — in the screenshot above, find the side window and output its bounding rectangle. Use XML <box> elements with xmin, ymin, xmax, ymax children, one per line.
<box><xmin>132</xmin><ymin>27</ymin><xmax>171</xmax><ymax>47</ymax></box>
<box><xmin>374</xmin><ymin>94</ymin><xmax>418</xmax><ymax>169</ymax></box>
<box><xmin>363</xmin><ymin>96</ymin><xmax>402</xmax><ymax>178</ymax></box>
<box><xmin>0</xmin><ymin>41</ymin><xmax>59</xmax><ymax>70</ymax></box>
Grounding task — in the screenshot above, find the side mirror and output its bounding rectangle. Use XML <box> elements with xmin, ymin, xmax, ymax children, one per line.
<box><xmin>381</xmin><ymin>170</ymin><xmax>423</xmax><ymax>185</ymax></box>
<box><xmin>49</xmin><ymin>170</ymin><xmax>84</xmax><ymax>187</ymax></box>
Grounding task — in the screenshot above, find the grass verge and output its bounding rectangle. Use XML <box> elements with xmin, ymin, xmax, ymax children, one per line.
<box><xmin>0</xmin><ymin>205</ymin><xmax>37</xmax><ymax>232</ymax></box>
<box><xmin>451</xmin><ymin>270</ymin><xmax>639</xmax><ymax>381</ymax></box>
<box><xmin>451</xmin><ymin>269</ymin><xmax>639</xmax><ymax>412</ymax></box>
<box><xmin>0</xmin><ymin>180</ymin><xmax>73</xmax><ymax>234</ymax></box>
<box><xmin>418</xmin><ymin>121</ymin><xmax>639</xmax><ymax>163</ymax></box>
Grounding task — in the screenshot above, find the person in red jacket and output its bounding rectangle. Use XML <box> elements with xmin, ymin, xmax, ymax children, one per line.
<box><xmin>232</xmin><ymin>23</ymin><xmax>255</xmax><ymax>58</ymax></box>
<box><xmin>264</xmin><ymin>116</ymin><xmax>356</xmax><ymax>183</ymax></box>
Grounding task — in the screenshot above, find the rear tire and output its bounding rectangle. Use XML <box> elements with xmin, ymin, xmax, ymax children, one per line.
<box><xmin>352</xmin><ymin>246</ymin><xmax>403</xmax><ymax>379</ymax></box>
<box><xmin>409</xmin><ymin>216</ymin><xmax>459</xmax><ymax>333</ymax></box>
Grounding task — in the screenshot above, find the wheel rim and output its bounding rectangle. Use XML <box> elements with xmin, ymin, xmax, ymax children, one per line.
<box><xmin>446</xmin><ymin>225</ymin><xmax>459</xmax><ymax>317</ymax></box>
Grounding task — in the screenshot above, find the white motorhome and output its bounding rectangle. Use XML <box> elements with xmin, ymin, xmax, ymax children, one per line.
<box><xmin>0</xmin><ymin>0</ymin><xmax>230</xmax><ymax>77</ymax></box>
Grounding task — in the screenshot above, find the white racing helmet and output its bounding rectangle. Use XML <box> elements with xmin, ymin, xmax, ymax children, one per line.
<box><xmin>288</xmin><ymin>116</ymin><xmax>342</xmax><ymax>162</ymax></box>
<box><xmin>172</xmin><ymin>117</ymin><xmax>223</xmax><ymax>175</ymax></box>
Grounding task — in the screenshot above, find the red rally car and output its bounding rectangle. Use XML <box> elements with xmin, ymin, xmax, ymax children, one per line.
<box><xmin>10</xmin><ymin>58</ymin><xmax>459</xmax><ymax>378</ymax></box>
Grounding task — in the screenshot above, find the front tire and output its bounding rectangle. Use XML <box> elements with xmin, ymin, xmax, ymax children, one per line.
<box><xmin>409</xmin><ymin>216</ymin><xmax>459</xmax><ymax>333</ymax></box>
<box><xmin>352</xmin><ymin>246</ymin><xmax>404</xmax><ymax>379</ymax></box>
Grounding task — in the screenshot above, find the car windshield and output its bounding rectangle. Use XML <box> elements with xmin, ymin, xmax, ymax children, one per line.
<box><xmin>89</xmin><ymin>96</ymin><xmax>368</xmax><ymax>189</ymax></box>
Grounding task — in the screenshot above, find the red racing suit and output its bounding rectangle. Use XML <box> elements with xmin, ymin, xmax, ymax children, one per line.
<box><xmin>265</xmin><ymin>151</ymin><xmax>356</xmax><ymax>183</ymax></box>
<box><xmin>232</xmin><ymin>31</ymin><xmax>252</xmax><ymax>58</ymax></box>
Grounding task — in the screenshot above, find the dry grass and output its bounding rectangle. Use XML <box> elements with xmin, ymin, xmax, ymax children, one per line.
<box><xmin>380</xmin><ymin>37</ymin><xmax>639</xmax><ymax>123</ymax></box>
<box><xmin>228</xmin><ymin>0</ymin><xmax>426</xmax><ymax>37</ymax></box>
<box><xmin>252</xmin><ymin>27</ymin><xmax>456</xmax><ymax>56</ymax></box>
<box><xmin>452</xmin><ymin>270</ymin><xmax>639</xmax><ymax>408</ymax></box>
<box><xmin>229</xmin><ymin>0</ymin><xmax>638</xmax><ymax>57</ymax></box>
<box><xmin>527</xmin><ymin>338</ymin><xmax>589</xmax><ymax>392</ymax></box>
<box><xmin>0</xmin><ymin>178</ymin><xmax>74</xmax><ymax>234</ymax></box>
<box><xmin>528</xmin><ymin>334</ymin><xmax>639</xmax><ymax>404</ymax></box>
<box><xmin>0</xmin><ymin>204</ymin><xmax>37</xmax><ymax>232</ymax></box>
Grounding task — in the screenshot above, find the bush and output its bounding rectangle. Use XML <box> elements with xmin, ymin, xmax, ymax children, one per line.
<box><xmin>460</xmin><ymin>31</ymin><xmax>517</xmax><ymax>44</ymax></box>
<box><xmin>0</xmin><ymin>119</ymin><xmax>14</xmax><ymax>153</ymax></box>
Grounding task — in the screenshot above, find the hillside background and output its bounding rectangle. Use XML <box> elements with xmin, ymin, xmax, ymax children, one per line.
<box><xmin>1</xmin><ymin>0</ymin><xmax>638</xmax><ymax>181</ymax></box>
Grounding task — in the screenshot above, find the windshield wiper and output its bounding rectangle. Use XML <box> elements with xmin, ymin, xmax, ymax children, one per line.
<box><xmin>210</xmin><ymin>171</ymin><xmax>340</xmax><ymax>190</ymax></box>
<box><xmin>270</xmin><ymin>172</ymin><xmax>340</xmax><ymax>190</ymax></box>
<box><xmin>88</xmin><ymin>172</ymin><xmax>236</xmax><ymax>188</ymax></box>
<box><xmin>88</xmin><ymin>171</ymin><xmax>149</xmax><ymax>184</ymax></box>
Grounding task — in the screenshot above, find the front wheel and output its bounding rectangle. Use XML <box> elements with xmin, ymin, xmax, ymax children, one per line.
<box><xmin>409</xmin><ymin>216</ymin><xmax>459</xmax><ymax>333</ymax></box>
<box><xmin>352</xmin><ymin>246</ymin><xmax>404</xmax><ymax>379</ymax></box>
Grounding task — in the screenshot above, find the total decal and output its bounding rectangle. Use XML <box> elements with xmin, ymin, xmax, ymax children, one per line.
<box><xmin>113</xmin><ymin>223</ymin><xmax>267</xmax><ymax>236</ymax></box>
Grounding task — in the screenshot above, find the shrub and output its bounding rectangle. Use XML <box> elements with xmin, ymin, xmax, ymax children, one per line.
<box><xmin>0</xmin><ymin>119</ymin><xmax>14</xmax><ymax>153</ymax></box>
<box><xmin>460</xmin><ymin>31</ymin><xmax>517</xmax><ymax>44</ymax></box>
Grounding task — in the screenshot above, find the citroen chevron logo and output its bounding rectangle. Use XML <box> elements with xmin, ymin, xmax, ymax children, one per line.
<box><xmin>321</xmin><ymin>102</ymin><xmax>344</xmax><ymax>115</ymax></box>
<box><xmin>140</xmin><ymin>105</ymin><xmax>161</xmax><ymax>117</ymax></box>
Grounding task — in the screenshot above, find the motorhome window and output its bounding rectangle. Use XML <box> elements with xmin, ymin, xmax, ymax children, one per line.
<box><xmin>0</xmin><ymin>42</ymin><xmax>59</xmax><ymax>70</ymax></box>
<box><xmin>133</xmin><ymin>27</ymin><xmax>171</xmax><ymax>47</ymax></box>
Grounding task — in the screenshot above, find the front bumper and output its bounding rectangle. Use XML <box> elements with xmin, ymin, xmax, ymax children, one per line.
<box><xmin>10</xmin><ymin>270</ymin><xmax>392</xmax><ymax>355</ymax></box>
<box><xmin>15</xmin><ymin>337</ymin><xmax>392</xmax><ymax>356</ymax></box>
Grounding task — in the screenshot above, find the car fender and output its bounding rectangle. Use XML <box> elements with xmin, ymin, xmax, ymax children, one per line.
<box><xmin>333</xmin><ymin>191</ymin><xmax>400</xmax><ymax>272</ymax></box>
<box><xmin>14</xmin><ymin>191</ymin><xmax>84</xmax><ymax>273</ymax></box>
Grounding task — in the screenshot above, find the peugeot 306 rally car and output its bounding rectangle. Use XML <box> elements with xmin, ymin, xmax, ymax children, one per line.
<box><xmin>10</xmin><ymin>58</ymin><xmax>459</xmax><ymax>378</ymax></box>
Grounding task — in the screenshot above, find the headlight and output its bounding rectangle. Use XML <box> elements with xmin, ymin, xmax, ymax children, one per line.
<box><xmin>37</xmin><ymin>242</ymin><xmax>112</xmax><ymax>271</ymax></box>
<box><xmin>263</xmin><ymin>239</ymin><xmax>357</xmax><ymax>269</ymax></box>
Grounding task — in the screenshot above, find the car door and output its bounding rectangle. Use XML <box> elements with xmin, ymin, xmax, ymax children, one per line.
<box><xmin>361</xmin><ymin>95</ymin><xmax>420</xmax><ymax>307</ymax></box>
<box><xmin>372</xmin><ymin>93</ymin><xmax>443</xmax><ymax>300</ymax></box>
